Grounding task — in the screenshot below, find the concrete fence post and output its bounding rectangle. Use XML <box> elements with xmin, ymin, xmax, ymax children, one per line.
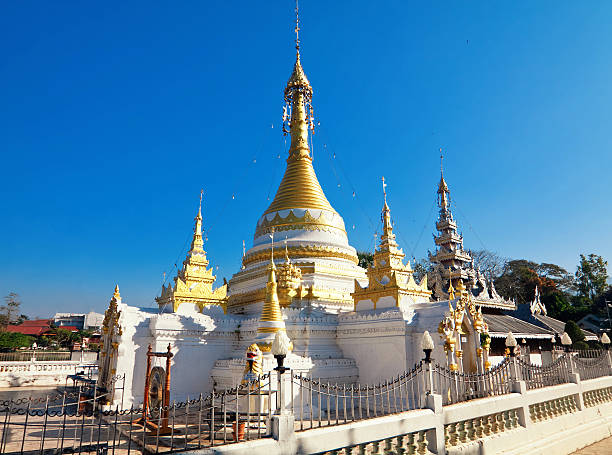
<box><xmin>569</xmin><ymin>372</ymin><xmax>584</xmax><ymax>411</ymax></box>
<box><xmin>509</xmin><ymin>357</ymin><xmax>519</xmax><ymax>383</ymax></box>
<box><xmin>271</xmin><ymin>372</ymin><xmax>296</xmax><ymax>450</ymax></box>
<box><xmin>426</xmin><ymin>393</ymin><xmax>445</xmax><ymax>455</ymax></box>
<box><xmin>511</xmin><ymin>380</ymin><xmax>532</xmax><ymax>430</ymax></box>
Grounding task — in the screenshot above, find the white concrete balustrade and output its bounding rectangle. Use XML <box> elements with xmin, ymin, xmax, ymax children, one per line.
<box><xmin>197</xmin><ymin>372</ymin><xmax>612</xmax><ymax>455</ymax></box>
<box><xmin>0</xmin><ymin>360</ymin><xmax>96</xmax><ymax>387</ymax></box>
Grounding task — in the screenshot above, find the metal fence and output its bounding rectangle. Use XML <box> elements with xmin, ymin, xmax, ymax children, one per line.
<box><xmin>517</xmin><ymin>355</ymin><xmax>571</xmax><ymax>389</ymax></box>
<box><xmin>2</xmin><ymin>353</ymin><xmax>611</xmax><ymax>454</ymax></box>
<box><xmin>573</xmin><ymin>351</ymin><xmax>611</xmax><ymax>380</ymax></box>
<box><xmin>290</xmin><ymin>362</ymin><xmax>425</xmax><ymax>431</ymax></box>
<box><xmin>431</xmin><ymin>359</ymin><xmax>512</xmax><ymax>405</ymax></box>
<box><xmin>574</xmin><ymin>349</ymin><xmax>607</xmax><ymax>359</ymax></box>
<box><xmin>0</xmin><ymin>373</ymin><xmax>275</xmax><ymax>455</ymax></box>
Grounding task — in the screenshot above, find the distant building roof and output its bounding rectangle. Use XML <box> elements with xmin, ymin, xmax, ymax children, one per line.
<box><xmin>484</xmin><ymin>314</ymin><xmax>554</xmax><ymax>339</ymax></box>
<box><xmin>17</xmin><ymin>319</ymin><xmax>53</xmax><ymax>327</ymax></box>
<box><xmin>533</xmin><ymin>314</ymin><xmax>599</xmax><ymax>341</ymax></box>
<box><xmin>4</xmin><ymin>319</ymin><xmax>54</xmax><ymax>336</ymax></box>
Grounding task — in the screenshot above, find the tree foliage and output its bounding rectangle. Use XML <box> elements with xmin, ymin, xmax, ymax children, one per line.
<box><xmin>564</xmin><ymin>320</ymin><xmax>585</xmax><ymax>344</ymax></box>
<box><xmin>357</xmin><ymin>251</ymin><xmax>374</xmax><ymax>269</ymax></box>
<box><xmin>575</xmin><ymin>254</ymin><xmax>609</xmax><ymax>303</ymax></box>
<box><xmin>54</xmin><ymin>328</ymin><xmax>81</xmax><ymax>349</ymax></box>
<box><xmin>0</xmin><ymin>332</ymin><xmax>35</xmax><ymax>350</ymax></box>
<box><xmin>494</xmin><ymin>259</ymin><xmax>582</xmax><ymax>320</ymax></box>
<box><xmin>412</xmin><ymin>257</ymin><xmax>432</xmax><ymax>282</ymax></box>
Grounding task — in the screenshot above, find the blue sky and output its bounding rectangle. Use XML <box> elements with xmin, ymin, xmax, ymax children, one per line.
<box><xmin>1</xmin><ymin>1</ymin><xmax>611</xmax><ymax>317</ymax></box>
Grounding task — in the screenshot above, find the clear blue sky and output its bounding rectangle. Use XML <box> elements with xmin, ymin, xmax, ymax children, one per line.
<box><xmin>1</xmin><ymin>1</ymin><xmax>611</xmax><ymax>317</ymax></box>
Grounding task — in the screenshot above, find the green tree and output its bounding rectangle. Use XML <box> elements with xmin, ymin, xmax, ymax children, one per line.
<box><xmin>495</xmin><ymin>259</ymin><xmax>581</xmax><ymax>320</ymax></box>
<box><xmin>575</xmin><ymin>254</ymin><xmax>608</xmax><ymax>304</ymax></box>
<box><xmin>357</xmin><ymin>251</ymin><xmax>374</xmax><ymax>269</ymax></box>
<box><xmin>494</xmin><ymin>260</ymin><xmax>541</xmax><ymax>305</ymax></box>
<box><xmin>54</xmin><ymin>328</ymin><xmax>80</xmax><ymax>349</ymax></box>
<box><xmin>564</xmin><ymin>320</ymin><xmax>585</xmax><ymax>344</ymax></box>
<box><xmin>0</xmin><ymin>332</ymin><xmax>35</xmax><ymax>350</ymax></box>
<box><xmin>413</xmin><ymin>258</ymin><xmax>432</xmax><ymax>282</ymax></box>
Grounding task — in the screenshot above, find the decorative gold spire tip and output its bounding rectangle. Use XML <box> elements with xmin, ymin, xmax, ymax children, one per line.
<box><xmin>382</xmin><ymin>176</ymin><xmax>388</xmax><ymax>207</ymax></box>
<box><xmin>294</xmin><ymin>0</ymin><xmax>300</xmax><ymax>53</ymax></box>
<box><xmin>113</xmin><ymin>285</ymin><xmax>121</xmax><ymax>299</ymax></box>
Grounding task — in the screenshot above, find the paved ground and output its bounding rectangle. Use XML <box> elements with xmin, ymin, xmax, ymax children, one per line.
<box><xmin>571</xmin><ymin>436</ymin><xmax>612</xmax><ymax>454</ymax></box>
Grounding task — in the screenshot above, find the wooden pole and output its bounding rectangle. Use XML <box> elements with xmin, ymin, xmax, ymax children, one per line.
<box><xmin>143</xmin><ymin>345</ymin><xmax>153</xmax><ymax>421</ymax></box>
<box><xmin>162</xmin><ymin>344</ymin><xmax>173</xmax><ymax>430</ymax></box>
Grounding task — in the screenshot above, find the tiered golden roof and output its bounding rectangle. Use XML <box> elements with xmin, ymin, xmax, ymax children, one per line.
<box><xmin>264</xmin><ymin>52</ymin><xmax>333</xmax><ymax>215</ymax></box>
<box><xmin>156</xmin><ymin>196</ymin><xmax>227</xmax><ymax>313</ymax></box>
<box><xmin>255</xmin><ymin>252</ymin><xmax>287</xmax><ymax>350</ymax></box>
<box><xmin>259</xmin><ymin>260</ymin><xmax>283</xmax><ymax>326</ymax></box>
<box><xmin>352</xmin><ymin>183</ymin><xmax>431</xmax><ymax>308</ymax></box>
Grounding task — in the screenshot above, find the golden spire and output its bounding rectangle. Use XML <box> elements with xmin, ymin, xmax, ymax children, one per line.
<box><xmin>438</xmin><ymin>148</ymin><xmax>450</xmax><ymax>210</ymax></box>
<box><xmin>189</xmin><ymin>190</ymin><xmax>205</xmax><ymax>255</ymax></box>
<box><xmin>260</xmin><ymin>256</ymin><xmax>283</xmax><ymax>324</ymax></box>
<box><xmin>113</xmin><ymin>284</ymin><xmax>121</xmax><ymax>300</ymax></box>
<box><xmin>264</xmin><ymin>2</ymin><xmax>334</xmax><ymax>215</ymax></box>
<box><xmin>447</xmin><ymin>267</ymin><xmax>456</xmax><ymax>299</ymax></box>
<box><xmin>378</xmin><ymin>177</ymin><xmax>398</xmax><ymax>252</ymax></box>
<box><xmin>256</xmin><ymin>232</ymin><xmax>286</xmax><ymax>347</ymax></box>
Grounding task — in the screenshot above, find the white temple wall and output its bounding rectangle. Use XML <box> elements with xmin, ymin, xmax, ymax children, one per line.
<box><xmin>407</xmin><ymin>302</ymin><xmax>454</xmax><ymax>366</ymax></box>
<box><xmin>112</xmin><ymin>304</ymin><xmax>241</xmax><ymax>406</ymax></box>
<box><xmin>375</xmin><ymin>296</ymin><xmax>398</xmax><ymax>310</ymax></box>
<box><xmin>337</xmin><ymin>309</ymin><xmax>414</xmax><ymax>383</ymax></box>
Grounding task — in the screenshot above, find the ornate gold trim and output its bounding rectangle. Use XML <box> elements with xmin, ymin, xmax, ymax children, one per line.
<box><xmin>242</xmin><ymin>245</ymin><xmax>357</xmax><ymax>267</ymax></box>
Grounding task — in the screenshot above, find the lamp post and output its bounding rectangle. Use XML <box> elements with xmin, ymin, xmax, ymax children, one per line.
<box><xmin>505</xmin><ymin>332</ymin><xmax>517</xmax><ymax>357</ymax></box>
<box><xmin>506</xmin><ymin>332</ymin><xmax>519</xmax><ymax>383</ymax></box>
<box><xmin>421</xmin><ymin>331</ymin><xmax>434</xmax><ymax>394</ymax></box>
<box><xmin>421</xmin><ymin>331</ymin><xmax>434</xmax><ymax>363</ymax></box>
<box><xmin>561</xmin><ymin>332</ymin><xmax>572</xmax><ymax>353</ymax></box>
<box><xmin>271</xmin><ymin>331</ymin><xmax>291</xmax><ymax>414</ymax></box>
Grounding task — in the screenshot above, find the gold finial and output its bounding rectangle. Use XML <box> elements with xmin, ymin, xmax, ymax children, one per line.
<box><xmin>382</xmin><ymin>176</ymin><xmax>388</xmax><ymax>206</ymax></box>
<box><xmin>190</xmin><ymin>192</ymin><xmax>205</xmax><ymax>253</ymax></box>
<box><xmin>270</xmin><ymin>227</ymin><xmax>275</xmax><ymax>263</ymax></box>
<box><xmin>295</xmin><ymin>0</ymin><xmax>300</xmax><ymax>54</ymax></box>
<box><xmin>113</xmin><ymin>284</ymin><xmax>121</xmax><ymax>300</ymax></box>
<box><xmin>437</xmin><ymin>148</ymin><xmax>450</xmax><ymax>209</ymax></box>
<box><xmin>256</xmin><ymin>229</ymin><xmax>285</xmax><ymax>342</ymax></box>
<box><xmin>447</xmin><ymin>267</ymin><xmax>456</xmax><ymax>300</ymax></box>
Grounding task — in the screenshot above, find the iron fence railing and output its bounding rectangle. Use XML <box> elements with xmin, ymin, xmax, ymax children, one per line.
<box><xmin>1</xmin><ymin>353</ymin><xmax>611</xmax><ymax>454</ymax></box>
<box><xmin>573</xmin><ymin>351</ymin><xmax>610</xmax><ymax>380</ymax></box>
<box><xmin>432</xmin><ymin>359</ymin><xmax>512</xmax><ymax>405</ymax></box>
<box><xmin>517</xmin><ymin>355</ymin><xmax>571</xmax><ymax>389</ymax></box>
<box><xmin>0</xmin><ymin>373</ymin><xmax>276</xmax><ymax>455</ymax></box>
<box><xmin>574</xmin><ymin>349</ymin><xmax>607</xmax><ymax>359</ymax></box>
<box><xmin>291</xmin><ymin>362</ymin><xmax>425</xmax><ymax>431</ymax></box>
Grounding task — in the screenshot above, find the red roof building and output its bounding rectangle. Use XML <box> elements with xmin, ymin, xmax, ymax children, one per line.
<box><xmin>4</xmin><ymin>319</ymin><xmax>54</xmax><ymax>337</ymax></box>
